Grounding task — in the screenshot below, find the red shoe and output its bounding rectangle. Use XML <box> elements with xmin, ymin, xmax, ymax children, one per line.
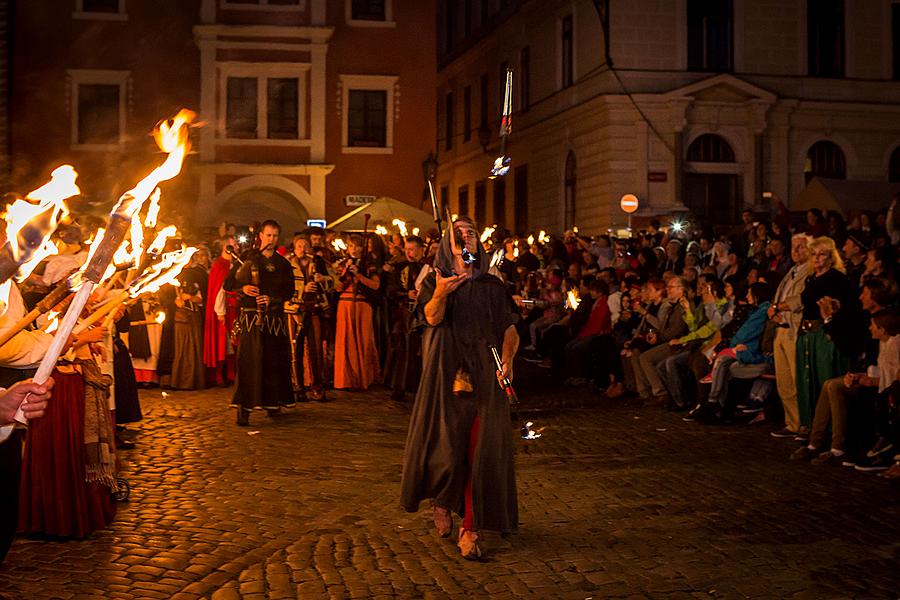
<box><xmin>699</xmin><ymin>373</ymin><xmax>713</xmax><ymax>384</ymax></box>
<box><xmin>458</xmin><ymin>529</ymin><xmax>483</xmax><ymax>560</ymax></box>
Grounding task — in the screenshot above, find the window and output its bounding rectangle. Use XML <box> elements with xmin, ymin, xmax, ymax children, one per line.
<box><xmin>564</xmin><ymin>151</ymin><xmax>576</xmax><ymax>229</ymax></box>
<box><xmin>458</xmin><ymin>185</ymin><xmax>470</xmax><ymax>216</ymax></box>
<box><xmin>74</xmin><ymin>0</ymin><xmax>126</xmax><ymax>20</ymax></box>
<box><xmin>686</xmin><ymin>134</ymin><xmax>735</xmax><ymax>162</ymax></box>
<box><xmin>805</xmin><ymin>141</ymin><xmax>846</xmax><ymax>184</ymax></box>
<box><xmin>520</xmin><ymin>46</ymin><xmax>530</xmax><ymax>112</ymax></box>
<box><xmin>68</xmin><ymin>69</ymin><xmax>129</xmax><ymax>150</ymax></box>
<box><xmin>445</xmin><ymin>92</ymin><xmax>455</xmax><ymax>151</ymax></box>
<box><xmin>464</xmin><ymin>0</ymin><xmax>473</xmax><ymax>37</ymax></box>
<box><xmin>475</xmin><ymin>180</ymin><xmax>487</xmax><ymax>226</ymax></box>
<box><xmin>267</xmin><ymin>78</ymin><xmax>299</xmax><ymax>139</ymax></box>
<box><xmin>463</xmin><ymin>86</ymin><xmax>472</xmax><ymax>143</ymax></box>
<box><xmin>808</xmin><ymin>0</ymin><xmax>844</xmax><ymax>77</ymax></box>
<box><xmin>480</xmin><ymin>73</ymin><xmax>489</xmax><ymax>130</ymax></box>
<box><xmin>349</xmin><ymin>90</ymin><xmax>387</xmax><ymax>147</ymax></box>
<box><xmin>226</xmin><ymin>77</ymin><xmax>259</xmax><ymax>138</ymax></box>
<box><xmin>221</xmin><ymin>64</ymin><xmax>309</xmax><ymax>144</ymax></box>
<box><xmin>352</xmin><ymin>0</ymin><xmax>385</xmax><ymax>20</ymax></box>
<box><xmin>561</xmin><ymin>15</ymin><xmax>574</xmax><ymax>89</ymax></box>
<box><xmin>514</xmin><ymin>164</ymin><xmax>528</xmax><ymax>234</ymax></box>
<box><xmin>340</xmin><ymin>74</ymin><xmax>397</xmax><ymax>153</ymax></box>
<box><xmin>83</xmin><ymin>0</ymin><xmax>120</xmax><ymax>11</ymax></box>
<box><xmin>687</xmin><ymin>0</ymin><xmax>733</xmax><ymax>72</ymax></box>
<box><xmin>889</xmin><ymin>147</ymin><xmax>900</xmax><ymax>183</ymax></box>
<box><xmin>445</xmin><ymin>0</ymin><xmax>457</xmax><ymax>53</ymax></box>
<box><xmin>893</xmin><ymin>4</ymin><xmax>900</xmax><ymax>80</ymax></box>
<box><xmin>492</xmin><ymin>177</ymin><xmax>506</xmax><ymax>225</ymax></box>
<box><xmin>346</xmin><ymin>0</ymin><xmax>393</xmax><ymax>26</ymax></box>
<box><xmin>78</xmin><ymin>85</ymin><xmax>120</xmax><ymax>145</ymax></box>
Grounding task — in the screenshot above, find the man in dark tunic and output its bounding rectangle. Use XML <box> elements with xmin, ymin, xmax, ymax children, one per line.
<box><xmin>224</xmin><ymin>220</ymin><xmax>295</xmax><ymax>426</ymax></box>
<box><xmin>384</xmin><ymin>235</ymin><xmax>427</xmax><ymax>402</ymax></box>
<box><xmin>400</xmin><ymin>216</ymin><xmax>520</xmax><ymax>560</ymax></box>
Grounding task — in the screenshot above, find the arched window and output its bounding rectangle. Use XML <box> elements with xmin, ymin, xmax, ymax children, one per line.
<box><xmin>805</xmin><ymin>140</ymin><xmax>846</xmax><ymax>184</ymax></box>
<box><xmin>564</xmin><ymin>151</ymin><xmax>576</xmax><ymax>229</ymax></box>
<box><xmin>686</xmin><ymin>134</ymin><xmax>735</xmax><ymax>162</ymax></box>
<box><xmin>889</xmin><ymin>146</ymin><xmax>900</xmax><ymax>183</ymax></box>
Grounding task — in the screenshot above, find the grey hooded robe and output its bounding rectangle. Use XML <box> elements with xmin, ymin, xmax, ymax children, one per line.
<box><xmin>399</xmin><ymin>234</ymin><xmax>519</xmax><ymax>533</ymax></box>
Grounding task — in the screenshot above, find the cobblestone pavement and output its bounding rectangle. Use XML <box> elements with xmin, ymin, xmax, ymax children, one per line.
<box><xmin>1</xmin><ymin>374</ymin><xmax>899</xmax><ymax>599</ymax></box>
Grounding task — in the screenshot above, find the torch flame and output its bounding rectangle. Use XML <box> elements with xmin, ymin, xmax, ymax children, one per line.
<box><xmin>527</xmin><ymin>235</ymin><xmax>535</xmax><ymax>246</ymax></box>
<box><xmin>374</xmin><ymin>225</ymin><xmax>388</xmax><ymax>236</ymax></box>
<box><xmin>44</xmin><ymin>309</ymin><xmax>60</xmax><ymax>333</ymax></box>
<box><xmin>127</xmin><ymin>246</ymin><xmax>197</xmax><ymax>298</ymax></box>
<box><xmin>155</xmin><ymin>311</ymin><xmax>165</xmax><ymax>324</ymax></box>
<box><xmin>391</xmin><ymin>219</ymin><xmax>408</xmax><ymax>237</ymax></box>
<box><xmin>3</xmin><ymin>165</ymin><xmax>80</xmax><ymax>282</ymax></box>
<box><xmin>112</xmin><ymin>109</ymin><xmax>195</xmax><ymax>220</ymax></box>
<box><xmin>147</xmin><ymin>225</ymin><xmax>177</xmax><ymax>256</ymax></box>
<box><xmin>144</xmin><ymin>188</ymin><xmax>161</xmax><ymax>229</ymax></box>
<box><xmin>480</xmin><ymin>226</ymin><xmax>495</xmax><ymax>243</ymax></box>
<box><xmin>566</xmin><ymin>290</ymin><xmax>580</xmax><ymax>311</ymax></box>
<box><xmin>538</xmin><ymin>230</ymin><xmax>549</xmax><ymax>244</ymax></box>
<box><xmin>332</xmin><ymin>238</ymin><xmax>347</xmax><ymax>252</ymax></box>
<box><xmin>412</xmin><ymin>227</ymin><xmax>420</xmax><ymax>236</ymax></box>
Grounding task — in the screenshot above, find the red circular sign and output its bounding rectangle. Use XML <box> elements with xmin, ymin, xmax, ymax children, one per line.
<box><xmin>620</xmin><ymin>194</ymin><xmax>639</xmax><ymax>213</ymax></box>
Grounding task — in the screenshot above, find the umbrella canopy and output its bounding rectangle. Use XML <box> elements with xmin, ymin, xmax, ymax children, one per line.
<box><xmin>328</xmin><ymin>196</ymin><xmax>437</xmax><ymax>232</ymax></box>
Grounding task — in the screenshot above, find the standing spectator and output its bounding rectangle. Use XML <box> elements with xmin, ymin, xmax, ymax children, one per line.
<box><xmin>769</xmin><ymin>234</ymin><xmax>812</xmax><ymax>439</ymax></box>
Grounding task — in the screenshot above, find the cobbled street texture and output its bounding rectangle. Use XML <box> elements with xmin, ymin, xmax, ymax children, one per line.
<box><xmin>1</xmin><ymin>372</ymin><xmax>898</xmax><ymax>600</ymax></box>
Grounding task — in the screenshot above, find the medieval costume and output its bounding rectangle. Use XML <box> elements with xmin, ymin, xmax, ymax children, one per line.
<box><xmin>224</xmin><ymin>247</ymin><xmax>294</xmax><ymax>424</ymax></box>
<box><xmin>18</xmin><ymin>360</ymin><xmax>117</xmax><ymax>538</ymax></box>
<box><xmin>129</xmin><ymin>298</ymin><xmax>162</xmax><ymax>385</ymax></box>
<box><xmin>400</xmin><ymin>224</ymin><xmax>520</xmax><ymax>559</ymax></box>
<box><xmin>288</xmin><ymin>251</ymin><xmax>332</xmax><ymax>401</ymax></box>
<box><xmin>155</xmin><ymin>284</ymin><xmax>177</xmax><ymax>387</ymax></box>
<box><xmin>204</xmin><ymin>253</ymin><xmax>238</xmax><ymax>386</ymax></box>
<box><xmin>333</xmin><ymin>250</ymin><xmax>380</xmax><ymax>391</ymax></box>
<box><xmin>169</xmin><ymin>263</ymin><xmax>206</xmax><ymax>390</ymax></box>
<box><xmin>113</xmin><ymin>308</ymin><xmax>142</xmax><ymax>426</ymax></box>
<box><xmin>383</xmin><ymin>257</ymin><xmax>426</xmax><ymax>401</ymax></box>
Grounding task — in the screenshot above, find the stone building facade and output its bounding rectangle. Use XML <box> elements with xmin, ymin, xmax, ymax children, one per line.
<box><xmin>436</xmin><ymin>0</ymin><xmax>900</xmax><ymax>233</ymax></box>
<box><xmin>8</xmin><ymin>0</ymin><xmax>435</xmax><ymax>234</ymax></box>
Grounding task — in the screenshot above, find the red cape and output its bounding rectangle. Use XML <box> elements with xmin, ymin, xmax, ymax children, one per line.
<box><xmin>203</xmin><ymin>257</ymin><xmax>237</xmax><ymax>368</ymax></box>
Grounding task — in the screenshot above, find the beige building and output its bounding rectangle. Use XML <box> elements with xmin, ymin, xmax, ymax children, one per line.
<box><xmin>436</xmin><ymin>0</ymin><xmax>900</xmax><ymax>233</ymax></box>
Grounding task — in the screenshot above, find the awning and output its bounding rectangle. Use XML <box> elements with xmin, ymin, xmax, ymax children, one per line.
<box><xmin>792</xmin><ymin>177</ymin><xmax>900</xmax><ymax>214</ymax></box>
<box><xmin>328</xmin><ymin>196</ymin><xmax>437</xmax><ymax>232</ymax></box>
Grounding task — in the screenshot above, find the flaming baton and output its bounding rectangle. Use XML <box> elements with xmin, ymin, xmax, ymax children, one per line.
<box><xmin>489</xmin><ymin>67</ymin><xmax>513</xmax><ymax>179</ymax></box>
<box><xmin>9</xmin><ymin>109</ymin><xmax>195</xmax><ymax>425</ymax></box>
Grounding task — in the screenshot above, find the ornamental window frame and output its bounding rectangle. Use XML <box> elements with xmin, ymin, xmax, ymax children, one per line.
<box><xmin>68</xmin><ymin>69</ymin><xmax>130</xmax><ymax>151</ymax></box>
<box><xmin>340</xmin><ymin>74</ymin><xmax>398</xmax><ymax>155</ymax></box>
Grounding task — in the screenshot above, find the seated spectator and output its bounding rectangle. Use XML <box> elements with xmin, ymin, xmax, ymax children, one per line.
<box><xmin>791</xmin><ymin>309</ymin><xmax>900</xmax><ymax>468</ymax></box>
<box><xmin>563</xmin><ymin>280</ymin><xmax>611</xmax><ymax>386</ymax></box>
<box><xmin>685</xmin><ymin>281</ymin><xmax>774</xmax><ymax>422</ymax></box>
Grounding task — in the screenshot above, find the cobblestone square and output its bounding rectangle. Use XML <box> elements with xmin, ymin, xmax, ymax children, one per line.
<box><xmin>1</xmin><ymin>378</ymin><xmax>898</xmax><ymax>599</ymax></box>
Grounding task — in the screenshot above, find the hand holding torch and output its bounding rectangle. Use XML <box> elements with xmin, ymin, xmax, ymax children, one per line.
<box><xmin>490</xmin><ymin>344</ymin><xmax>518</xmax><ymax>405</ymax></box>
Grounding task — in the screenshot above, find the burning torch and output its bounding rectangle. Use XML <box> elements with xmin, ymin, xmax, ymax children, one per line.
<box><xmin>489</xmin><ymin>344</ymin><xmax>517</xmax><ymax>406</ymax></box>
<box><xmin>8</xmin><ymin>109</ymin><xmax>195</xmax><ymax>426</ymax></box>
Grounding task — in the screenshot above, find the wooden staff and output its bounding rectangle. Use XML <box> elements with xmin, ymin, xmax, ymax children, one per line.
<box><xmin>0</xmin><ymin>279</ymin><xmax>73</xmax><ymax>349</ymax></box>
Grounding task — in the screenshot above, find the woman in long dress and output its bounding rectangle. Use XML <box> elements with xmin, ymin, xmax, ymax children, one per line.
<box><xmin>333</xmin><ymin>235</ymin><xmax>380</xmax><ymax>390</ymax></box>
<box><xmin>169</xmin><ymin>255</ymin><xmax>207</xmax><ymax>390</ymax></box>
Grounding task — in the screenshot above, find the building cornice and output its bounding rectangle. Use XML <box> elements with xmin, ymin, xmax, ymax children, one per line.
<box><xmin>196</xmin><ymin>163</ymin><xmax>335</xmax><ymax>176</ymax></box>
<box><xmin>193</xmin><ymin>24</ymin><xmax>334</xmax><ymax>44</ymax></box>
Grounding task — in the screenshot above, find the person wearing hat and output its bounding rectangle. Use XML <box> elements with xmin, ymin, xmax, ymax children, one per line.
<box><xmin>842</xmin><ymin>233</ymin><xmax>870</xmax><ymax>291</ymax></box>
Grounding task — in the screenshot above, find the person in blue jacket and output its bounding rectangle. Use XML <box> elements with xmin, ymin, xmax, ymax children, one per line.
<box><xmin>686</xmin><ymin>281</ymin><xmax>775</xmax><ymax>421</ymax></box>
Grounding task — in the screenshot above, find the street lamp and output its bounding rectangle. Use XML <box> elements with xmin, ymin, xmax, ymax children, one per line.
<box><xmin>422</xmin><ymin>151</ymin><xmax>438</xmax><ymax>183</ymax></box>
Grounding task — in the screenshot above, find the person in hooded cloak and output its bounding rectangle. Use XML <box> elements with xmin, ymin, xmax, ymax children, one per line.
<box><xmin>399</xmin><ymin>215</ymin><xmax>520</xmax><ymax>560</ymax></box>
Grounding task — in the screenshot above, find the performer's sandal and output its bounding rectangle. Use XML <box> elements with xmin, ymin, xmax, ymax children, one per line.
<box><xmin>458</xmin><ymin>529</ymin><xmax>482</xmax><ymax>560</ymax></box>
<box><xmin>431</xmin><ymin>502</ymin><xmax>452</xmax><ymax>538</ymax></box>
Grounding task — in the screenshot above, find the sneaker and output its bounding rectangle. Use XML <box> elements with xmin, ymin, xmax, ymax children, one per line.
<box><xmin>866</xmin><ymin>437</ymin><xmax>894</xmax><ymax>459</ymax></box>
<box><xmin>811</xmin><ymin>450</ymin><xmax>844</xmax><ymax>466</ymax></box>
<box><xmin>854</xmin><ymin>455</ymin><xmax>892</xmax><ymax>472</ymax></box>
<box><xmin>840</xmin><ymin>456</ymin><xmax>858</xmax><ymax>467</ymax></box>
<box><xmin>699</xmin><ymin>373</ymin><xmax>713</xmax><ymax>384</ymax></box>
<box><xmin>790</xmin><ymin>446</ymin><xmax>818</xmax><ymax>461</ymax></box>
<box><xmin>794</xmin><ymin>432</ymin><xmax>810</xmax><ymax>442</ymax></box>
<box><xmin>770</xmin><ymin>427</ymin><xmax>797</xmax><ymax>439</ymax></box>
<box><xmin>741</xmin><ymin>405</ymin><xmax>764</xmax><ymax>415</ymax></box>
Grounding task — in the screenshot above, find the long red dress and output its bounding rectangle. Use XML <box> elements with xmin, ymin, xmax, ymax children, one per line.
<box><xmin>18</xmin><ymin>368</ymin><xmax>116</xmax><ymax>538</ymax></box>
<box><xmin>204</xmin><ymin>256</ymin><xmax>237</xmax><ymax>385</ymax></box>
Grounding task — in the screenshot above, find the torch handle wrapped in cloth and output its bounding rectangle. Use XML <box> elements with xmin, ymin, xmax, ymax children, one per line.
<box><xmin>490</xmin><ymin>344</ymin><xmax>518</xmax><ymax>405</ymax></box>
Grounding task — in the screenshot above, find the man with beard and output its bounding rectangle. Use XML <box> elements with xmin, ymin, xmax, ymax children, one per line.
<box><xmin>225</xmin><ymin>220</ymin><xmax>294</xmax><ymax>426</ymax></box>
<box><xmin>400</xmin><ymin>216</ymin><xmax>520</xmax><ymax>560</ymax></box>
<box><xmin>384</xmin><ymin>236</ymin><xmax>427</xmax><ymax>402</ymax></box>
